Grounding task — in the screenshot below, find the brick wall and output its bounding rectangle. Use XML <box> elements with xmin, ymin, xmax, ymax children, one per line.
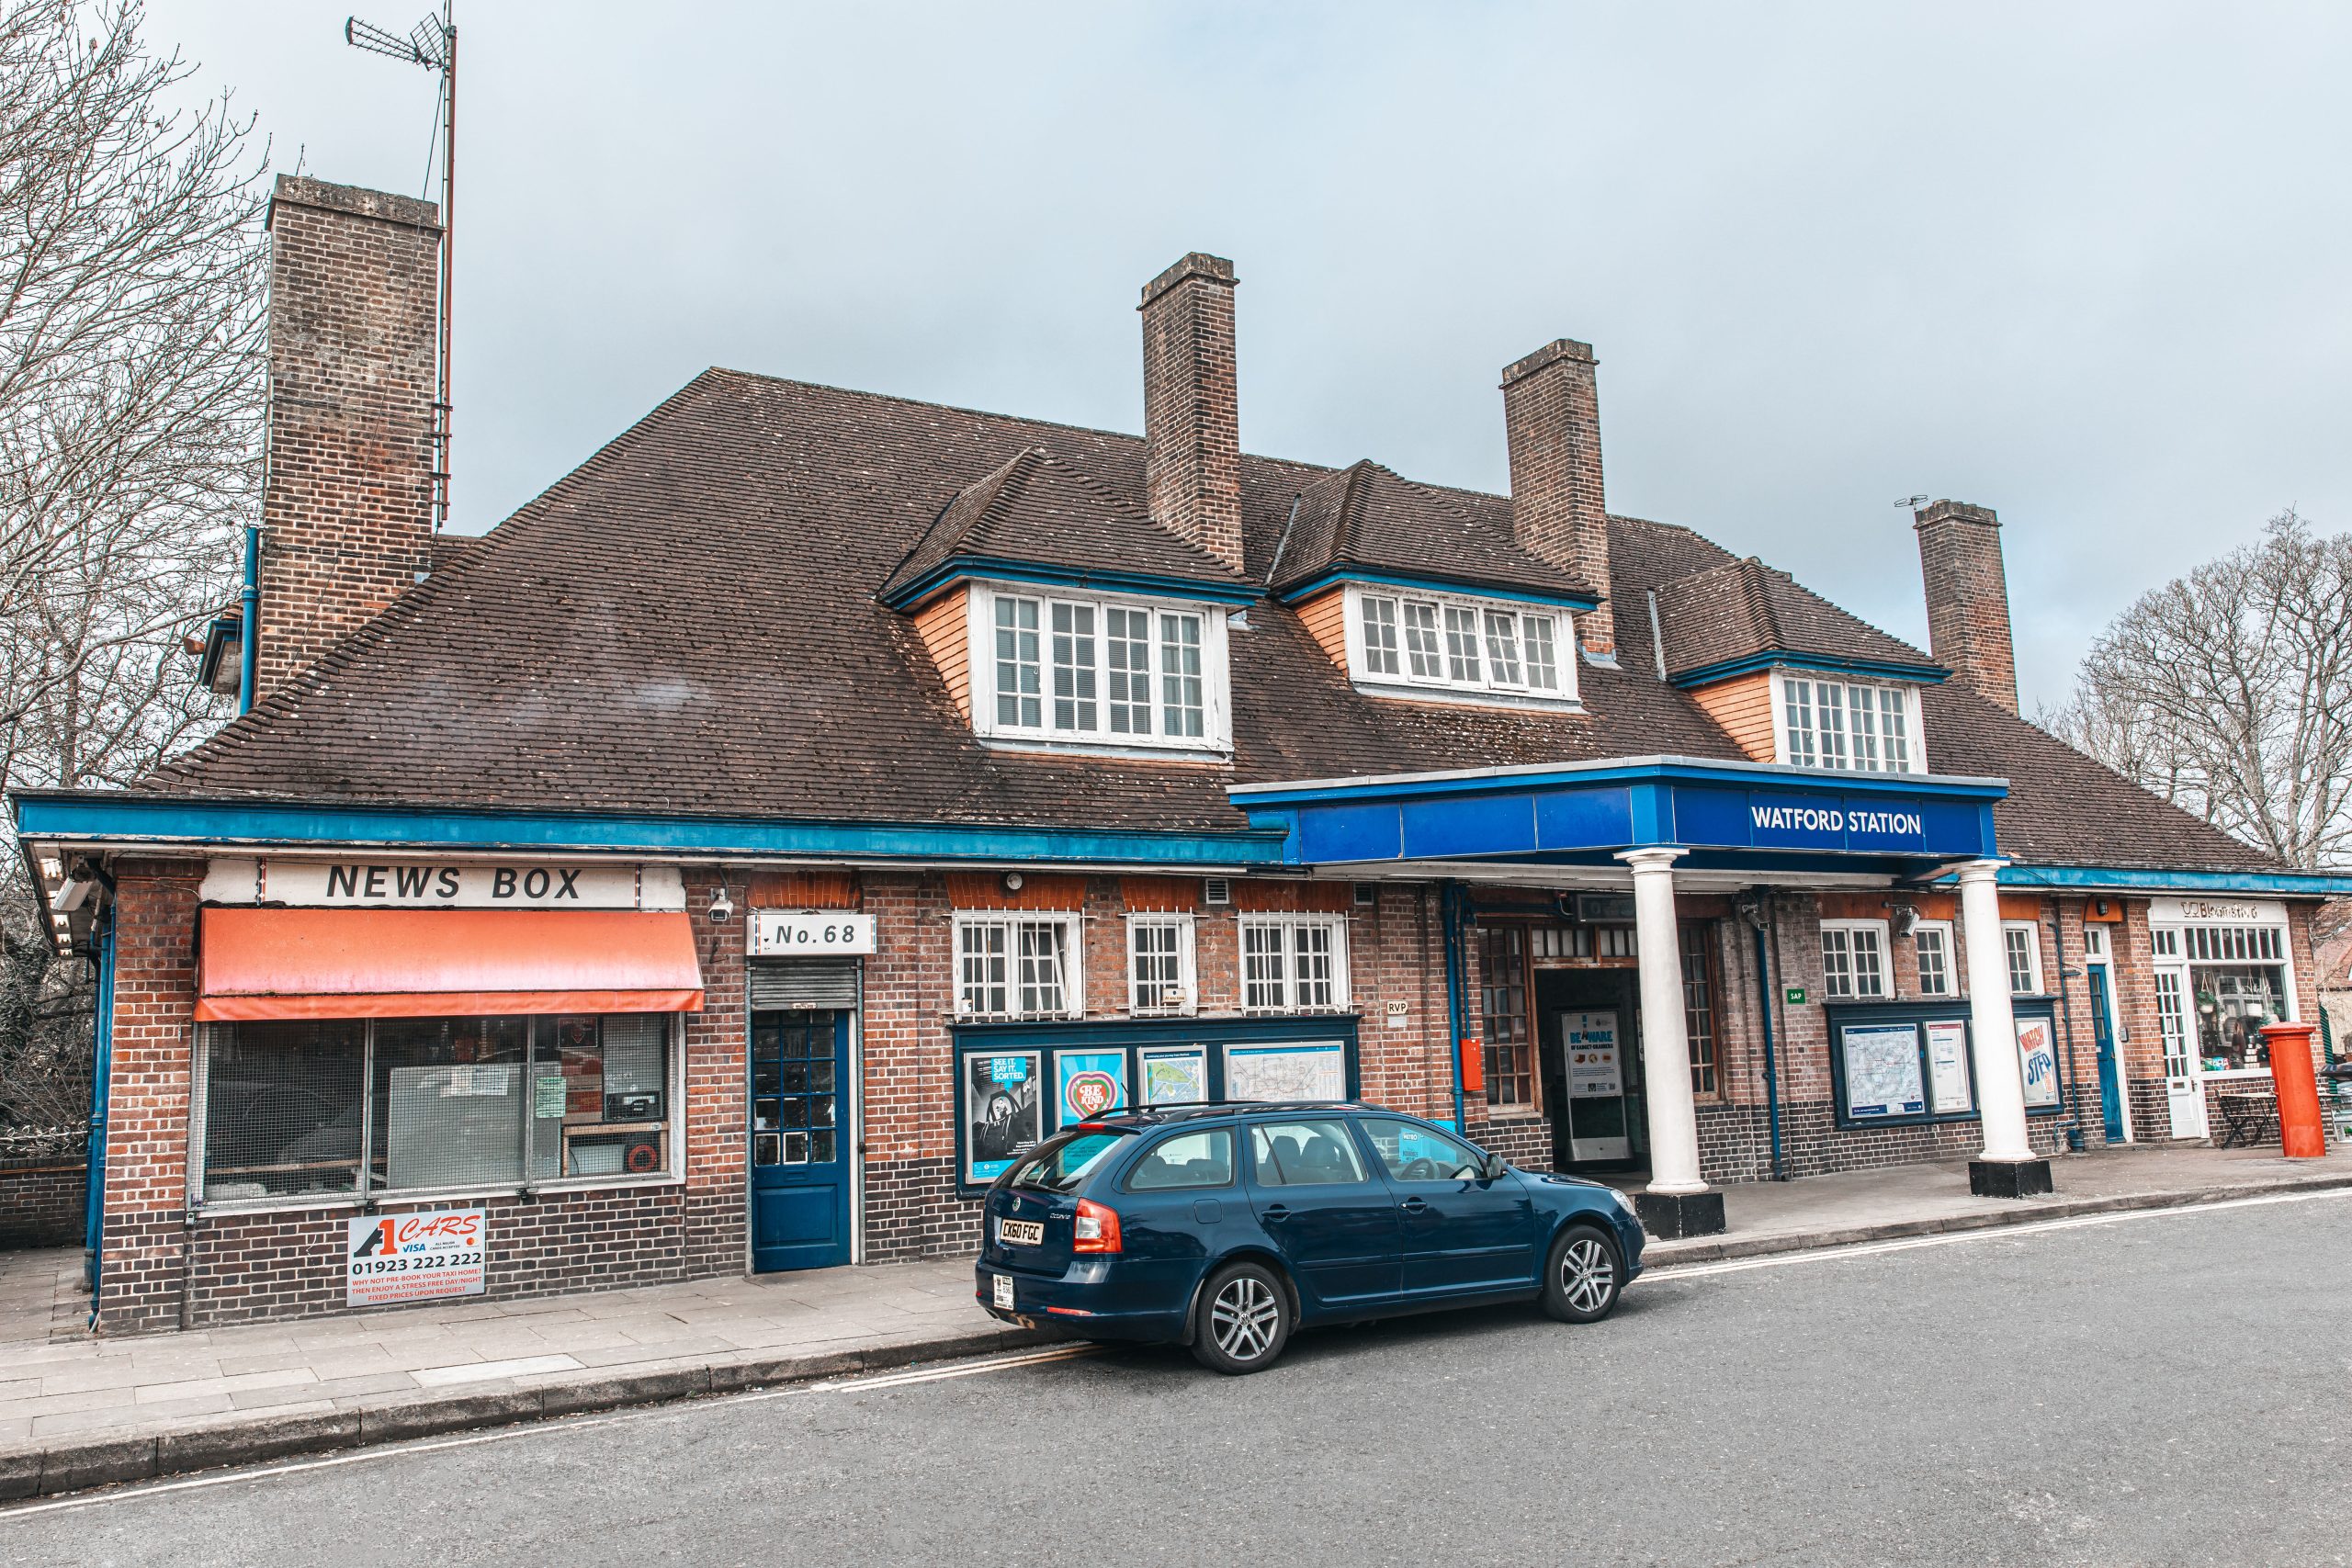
<box><xmin>1138</xmin><ymin>254</ymin><xmax>1244</xmax><ymax>574</ymax></box>
<box><xmin>257</xmin><ymin>176</ymin><xmax>440</xmax><ymax>699</ymax></box>
<box><xmin>0</xmin><ymin>1160</ymin><xmax>86</xmax><ymax>1248</ymax></box>
<box><xmin>1501</xmin><ymin>339</ymin><xmax>1612</xmax><ymax>653</ymax></box>
<box><xmin>1913</xmin><ymin>500</ymin><xmax>2018</xmax><ymax>714</ymax></box>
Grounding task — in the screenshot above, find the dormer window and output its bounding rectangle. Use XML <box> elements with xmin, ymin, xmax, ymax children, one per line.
<box><xmin>1342</xmin><ymin>585</ymin><xmax>1577</xmax><ymax>705</ymax></box>
<box><xmin>1774</xmin><ymin>672</ymin><xmax>1923</xmax><ymax>773</ymax></box>
<box><xmin>973</xmin><ymin>583</ymin><xmax>1229</xmax><ymax>754</ymax></box>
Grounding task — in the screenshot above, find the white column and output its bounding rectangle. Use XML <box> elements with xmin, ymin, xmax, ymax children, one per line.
<box><xmin>1617</xmin><ymin>848</ymin><xmax>1705</xmax><ymax>1196</ymax></box>
<box><xmin>1957</xmin><ymin>858</ymin><xmax>2034</xmax><ymax>1162</ymax></box>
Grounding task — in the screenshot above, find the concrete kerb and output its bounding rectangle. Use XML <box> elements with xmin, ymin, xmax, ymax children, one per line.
<box><xmin>1641</xmin><ymin>1170</ymin><xmax>2352</xmax><ymax>1269</ymax></box>
<box><xmin>11</xmin><ymin>1172</ymin><xmax>2347</xmax><ymax>1505</ymax></box>
<box><xmin>1</xmin><ymin>1321</ymin><xmax>1056</xmax><ymax>1504</ymax></box>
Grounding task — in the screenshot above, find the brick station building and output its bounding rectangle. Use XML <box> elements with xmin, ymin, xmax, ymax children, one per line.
<box><xmin>15</xmin><ymin>175</ymin><xmax>2352</xmax><ymax>1333</ymax></box>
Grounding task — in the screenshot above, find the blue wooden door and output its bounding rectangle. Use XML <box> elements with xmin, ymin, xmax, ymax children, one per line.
<box><xmin>750</xmin><ymin>1010</ymin><xmax>851</xmax><ymax>1271</ymax></box>
<box><xmin>2086</xmin><ymin>963</ymin><xmax>2126</xmax><ymax>1143</ymax></box>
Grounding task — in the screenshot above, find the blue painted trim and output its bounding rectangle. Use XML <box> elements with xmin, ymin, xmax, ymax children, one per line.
<box><xmin>1991</xmin><ymin>863</ymin><xmax>2352</xmax><ymax>897</ymax></box>
<box><xmin>1233</xmin><ymin>757</ymin><xmax>2007</xmax><ymax>808</ymax></box>
<box><xmin>238</xmin><ymin>525</ymin><xmax>259</xmax><ymax>716</ymax></box>
<box><xmin>881</xmin><ymin>557</ymin><xmax>1258</xmax><ymax>612</ymax></box>
<box><xmin>1668</xmin><ymin>650</ymin><xmax>1947</xmax><ymax>688</ymax></box>
<box><xmin>1271</xmin><ymin>568</ymin><xmax>1599</xmax><ymax>614</ymax></box>
<box><xmin>10</xmin><ymin>792</ymin><xmax>1288</xmax><ymax>869</ymax></box>
<box><xmin>1752</xmin><ymin>918</ymin><xmax>1784</xmax><ymax>1180</ymax></box>
<box><xmin>1823</xmin><ymin>998</ymin><xmax>2066</xmax><ymax>1133</ymax></box>
<box><xmin>85</xmin><ymin>905</ymin><xmax>114</xmax><ymax>1312</ymax></box>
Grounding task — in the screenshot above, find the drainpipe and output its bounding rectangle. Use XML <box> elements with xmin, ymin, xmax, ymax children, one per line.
<box><xmin>84</xmin><ymin>899</ymin><xmax>117</xmax><ymax>1318</ymax></box>
<box><xmin>2049</xmin><ymin>910</ymin><xmax>2086</xmax><ymax>1152</ymax></box>
<box><xmin>1440</xmin><ymin>882</ymin><xmax>1468</xmax><ymax>1133</ymax></box>
<box><xmin>238</xmin><ymin>525</ymin><xmax>259</xmax><ymax>715</ymax></box>
<box><xmin>1749</xmin><ymin>900</ymin><xmax>1786</xmax><ymax>1182</ymax></box>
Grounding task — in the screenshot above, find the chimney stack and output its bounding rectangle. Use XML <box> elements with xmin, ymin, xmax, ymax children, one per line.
<box><xmin>1139</xmin><ymin>254</ymin><xmax>1244</xmax><ymax>574</ymax></box>
<box><xmin>1501</xmin><ymin>339</ymin><xmax>1613</xmax><ymax>655</ymax></box>
<box><xmin>1914</xmin><ymin>499</ymin><xmax>2018</xmax><ymax>714</ymax></box>
<box><xmin>255</xmin><ymin>175</ymin><xmax>441</xmax><ymax>699</ymax></box>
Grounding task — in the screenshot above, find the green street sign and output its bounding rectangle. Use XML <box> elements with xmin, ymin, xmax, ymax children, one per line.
<box><xmin>1784</xmin><ymin>986</ymin><xmax>1807</xmax><ymax>1005</ymax></box>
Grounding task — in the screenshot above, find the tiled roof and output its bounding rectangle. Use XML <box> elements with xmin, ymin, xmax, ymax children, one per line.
<box><xmin>1655</xmin><ymin>556</ymin><xmax>1941</xmax><ymax>682</ymax></box>
<box><xmin>1267</xmin><ymin>459</ymin><xmax>1596</xmax><ymax>604</ymax></box>
<box><xmin>140</xmin><ymin>368</ymin><xmax>2281</xmax><ymax>874</ymax></box>
<box><xmin>877</xmin><ymin>446</ymin><xmax>1247</xmax><ymax>606</ymax></box>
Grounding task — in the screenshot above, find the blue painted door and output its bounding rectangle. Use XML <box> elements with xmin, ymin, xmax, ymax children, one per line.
<box><xmin>750</xmin><ymin>1010</ymin><xmax>851</xmax><ymax>1271</ymax></box>
<box><xmin>2086</xmin><ymin>963</ymin><xmax>2125</xmax><ymax>1143</ymax></box>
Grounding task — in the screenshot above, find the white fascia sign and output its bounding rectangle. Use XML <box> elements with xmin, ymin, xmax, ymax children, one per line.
<box><xmin>749</xmin><ymin>910</ymin><xmax>877</xmax><ymax>956</ymax></box>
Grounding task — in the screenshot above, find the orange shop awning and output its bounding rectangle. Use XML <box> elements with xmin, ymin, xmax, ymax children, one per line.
<box><xmin>196</xmin><ymin>907</ymin><xmax>706</xmax><ymax>1021</ymax></box>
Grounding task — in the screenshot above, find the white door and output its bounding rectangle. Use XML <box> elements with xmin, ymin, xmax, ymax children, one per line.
<box><xmin>2154</xmin><ymin>967</ymin><xmax>2206</xmax><ymax>1139</ymax></box>
<box><xmin>1560</xmin><ymin>1010</ymin><xmax>1632</xmax><ymax>1162</ymax></box>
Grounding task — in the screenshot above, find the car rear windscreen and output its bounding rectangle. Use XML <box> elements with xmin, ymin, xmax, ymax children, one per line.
<box><xmin>1006</xmin><ymin>1129</ymin><xmax>1130</xmax><ymax>1192</ymax></box>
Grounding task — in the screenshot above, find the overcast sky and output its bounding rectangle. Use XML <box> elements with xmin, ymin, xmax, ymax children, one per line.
<box><xmin>152</xmin><ymin>1</ymin><xmax>2351</xmax><ymax>711</ymax></box>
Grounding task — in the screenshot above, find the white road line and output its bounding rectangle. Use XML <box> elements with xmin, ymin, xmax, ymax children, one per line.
<box><xmin>1641</xmin><ymin>1184</ymin><xmax>2352</xmax><ymax>1282</ymax></box>
<box><xmin>0</xmin><ymin>1342</ymin><xmax>1099</xmax><ymax>1520</ymax></box>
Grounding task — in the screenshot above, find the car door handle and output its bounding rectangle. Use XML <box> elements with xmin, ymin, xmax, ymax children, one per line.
<box><xmin>1399</xmin><ymin>1197</ymin><xmax>1431</xmax><ymax>1213</ymax></box>
<box><xmin>1262</xmin><ymin>1203</ymin><xmax>1290</xmax><ymax>1224</ymax></box>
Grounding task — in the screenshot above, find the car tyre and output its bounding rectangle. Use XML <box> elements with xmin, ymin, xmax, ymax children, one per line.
<box><xmin>1541</xmin><ymin>1222</ymin><xmax>1623</xmax><ymax>1324</ymax></box>
<box><xmin>1190</xmin><ymin>1260</ymin><xmax>1293</xmax><ymax>1375</ymax></box>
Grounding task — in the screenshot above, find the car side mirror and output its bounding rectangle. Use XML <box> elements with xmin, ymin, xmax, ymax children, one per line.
<box><xmin>1482</xmin><ymin>1153</ymin><xmax>1508</xmax><ymax>1181</ymax></box>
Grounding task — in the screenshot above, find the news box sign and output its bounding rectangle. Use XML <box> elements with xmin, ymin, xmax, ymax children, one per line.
<box><xmin>345</xmin><ymin>1207</ymin><xmax>487</xmax><ymax>1308</ymax></box>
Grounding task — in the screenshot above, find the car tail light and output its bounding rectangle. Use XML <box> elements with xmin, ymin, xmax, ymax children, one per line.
<box><xmin>1072</xmin><ymin>1198</ymin><xmax>1123</xmax><ymax>1254</ymax></box>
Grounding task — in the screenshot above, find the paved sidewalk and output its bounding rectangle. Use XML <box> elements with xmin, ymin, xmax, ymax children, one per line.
<box><xmin>5</xmin><ymin>1141</ymin><xmax>2349</xmax><ymax>1502</ymax></box>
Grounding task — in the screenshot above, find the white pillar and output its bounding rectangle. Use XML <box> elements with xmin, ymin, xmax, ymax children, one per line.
<box><xmin>1617</xmin><ymin>848</ymin><xmax>1706</xmax><ymax>1195</ymax></box>
<box><xmin>1957</xmin><ymin>858</ymin><xmax>2034</xmax><ymax>1163</ymax></box>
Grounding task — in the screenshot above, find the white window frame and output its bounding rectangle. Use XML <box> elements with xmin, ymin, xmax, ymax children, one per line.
<box><xmin>1820</xmin><ymin>919</ymin><xmax>1892</xmax><ymax>1000</ymax></box>
<box><xmin>2150</xmin><ymin>908</ymin><xmax>2301</xmax><ymax>1080</ymax></box>
<box><xmin>1912</xmin><ymin>919</ymin><xmax>1956</xmax><ymax>998</ymax></box>
<box><xmin>2001</xmin><ymin>921</ymin><xmax>2044</xmax><ymax>996</ymax></box>
<box><xmin>1341</xmin><ymin>584</ymin><xmax>1578</xmax><ymax>705</ymax></box>
<box><xmin>968</xmin><ymin>583</ymin><xmax>1232</xmax><ymax>754</ymax></box>
<box><xmin>1237</xmin><ymin>915</ymin><xmax>1351</xmax><ymax>1015</ymax></box>
<box><xmin>954</xmin><ymin>912</ymin><xmax>1084</xmax><ymax>1020</ymax></box>
<box><xmin>1125</xmin><ymin>914</ymin><xmax>1198</xmax><ymax>1016</ymax></box>
<box><xmin>1770</xmin><ymin>671</ymin><xmax>1927</xmax><ymax>774</ymax></box>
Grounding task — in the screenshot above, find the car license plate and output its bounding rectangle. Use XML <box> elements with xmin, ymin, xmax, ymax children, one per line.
<box><xmin>992</xmin><ymin>1272</ymin><xmax>1014</xmax><ymax>1310</ymax></box>
<box><xmin>998</xmin><ymin>1218</ymin><xmax>1044</xmax><ymax>1247</ymax></box>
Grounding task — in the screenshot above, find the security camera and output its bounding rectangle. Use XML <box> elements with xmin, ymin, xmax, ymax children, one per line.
<box><xmin>708</xmin><ymin>888</ymin><xmax>735</xmax><ymax>924</ymax></box>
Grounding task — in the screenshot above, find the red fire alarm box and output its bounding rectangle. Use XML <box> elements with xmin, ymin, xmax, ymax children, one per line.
<box><xmin>1458</xmin><ymin>1035</ymin><xmax>1485</xmax><ymax>1097</ymax></box>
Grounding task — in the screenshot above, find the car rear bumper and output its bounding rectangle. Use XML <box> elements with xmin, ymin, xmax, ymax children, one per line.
<box><xmin>973</xmin><ymin>1260</ymin><xmax>1193</xmax><ymax>1343</ymax></box>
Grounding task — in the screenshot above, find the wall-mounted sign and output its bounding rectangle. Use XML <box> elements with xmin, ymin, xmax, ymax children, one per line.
<box><xmin>1841</xmin><ymin>1023</ymin><xmax>1927</xmax><ymax>1120</ymax></box>
<box><xmin>2017</xmin><ymin>1016</ymin><xmax>2061</xmax><ymax>1108</ymax></box>
<box><xmin>748</xmin><ymin>911</ymin><xmax>876</xmax><ymax>956</ymax></box>
<box><xmin>1926</xmin><ymin>1020</ymin><xmax>1973</xmax><ymax>1113</ymax></box>
<box><xmin>256</xmin><ymin>860</ymin><xmax>659</xmax><ymax>909</ymax></box>
<box><xmin>1563</xmin><ymin>1010</ymin><xmax>1622</xmax><ymax>1097</ymax></box>
<box><xmin>1385</xmin><ymin>999</ymin><xmax>1409</xmax><ymax>1029</ymax></box>
<box><xmin>345</xmin><ymin>1206</ymin><xmax>485</xmax><ymax>1307</ymax></box>
<box><xmin>1784</xmin><ymin>986</ymin><xmax>1807</xmax><ymax>1006</ymax></box>
<box><xmin>2154</xmin><ymin>897</ymin><xmax>2286</xmax><ymax>926</ymax></box>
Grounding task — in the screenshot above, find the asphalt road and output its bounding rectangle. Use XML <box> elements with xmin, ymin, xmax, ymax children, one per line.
<box><xmin>7</xmin><ymin>1190</ymin><xmax>2352</xmax><ymax>1568</ymax></box>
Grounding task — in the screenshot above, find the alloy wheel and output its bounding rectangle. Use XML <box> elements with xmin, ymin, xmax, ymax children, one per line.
<box><xmin>1211</xmin><ymin>1275</ymin><xmax>1282</xmax><ymax>1360</ymax></box>
<box><xmin>1558</xmin><ymin>1235</ymin><xmax>1615</xmax><ymax>1314</ymax></box>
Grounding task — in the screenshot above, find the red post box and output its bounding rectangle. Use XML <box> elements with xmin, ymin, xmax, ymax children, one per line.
<box><xmin>2260</xmin><ymin>1021</ymin><xmax>2327</xmax><ymax>1159</ymax></box>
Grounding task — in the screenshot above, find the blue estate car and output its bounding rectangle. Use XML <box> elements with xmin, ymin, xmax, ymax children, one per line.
<box><xmin>975</xmin><ymin>1101</ymin><xmax>1644</xmax><ymax>1374</ymax></box>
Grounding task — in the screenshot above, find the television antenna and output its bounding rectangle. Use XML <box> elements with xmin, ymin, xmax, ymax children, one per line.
<box><xmin>346</xmin><ymin>5</ymin><xmax>456</xmax><ymax>547</ymax></box>
<box><xmin>1894</xmin><ymin>493</ymin><xmax>1930</xmax><ymax>510</ymax></box>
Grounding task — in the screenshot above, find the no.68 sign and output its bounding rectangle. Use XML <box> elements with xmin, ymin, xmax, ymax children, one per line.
<box><xmin>748</xmin><ymin>911</ymin><xmax>876</xmax><ymax>956</ymax></box>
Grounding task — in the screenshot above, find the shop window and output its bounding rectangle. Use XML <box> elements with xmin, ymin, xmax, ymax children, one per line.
<box><xmin>977</xmin><ymin>585</ymin><xmax>1226</xmax><ymax>752</ymax></box>
<box><xmin>1679</xmin><ymin>922</ymin><xmax>1720</xmax><ymax>1097</ymax></box>
<box><xmin>956</xmin><ymin>914</ymin><xmax>1080</xmax><ymax>1019</ymax></box>
<box><xmin>198</xmin><ymin>1013</ymin><xmax>674</xmax><ymax>1205</ymax></box>
<box><xmin>1913</xmin><ymin>921</ymin><xmax>1956</xmax><ymax>998</ymax></box>
<box><xmin>1479</xmin><ymin>926</ymin><xmax>1536</xmax><ymax>1109</ymax></box>
<box><xmin>2001</xmin><ymin>922</ymin><xmax>2044</xmax><ymax>995</ymax></box>
<box><xmin>2157</xmin><ymin>921</ymin><xmax>2292</xmax><ymax>1074</ymax></box>
<box><xmin>1239</xmin><ymin>916</ymin><xmax>1349</xmax><ymax>1013</ymax></box>
<box><xmin>1778</xmin><ymin>675</ymin><xmax>1921</xmax><ymax>774</ymax></box>
<box><xmin>1127</xmin><ymin>916</ymin><xmax>1196</xmax><ymax>1015</ymax></box>
<box><xmin>1820</xmin><ymin>920</ymin><xmax>1890</xmax><ymax>999</ymax></box>
<box><xmin>1348</xmin><ymin>587</ymin><xmax>1575</xmax><ymax>703</ymax></box>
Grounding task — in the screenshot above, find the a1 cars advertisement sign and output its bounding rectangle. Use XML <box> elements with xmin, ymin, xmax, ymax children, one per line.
<box><xmin>345</xmin><ymin>1207</ymin><xmax>487</xmax><ymax>1307</ymax></box>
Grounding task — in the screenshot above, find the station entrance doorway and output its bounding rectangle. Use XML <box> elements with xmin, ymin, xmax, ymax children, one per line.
<box><xmin>1537</xmin><ymin>966</ymin><xmax>1648</xmax><ymax>1177</ymax></box>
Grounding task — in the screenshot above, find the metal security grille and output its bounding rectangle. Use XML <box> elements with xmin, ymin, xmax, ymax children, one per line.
<box><xmin>748</xmin><ymin>957</ymin><xmax>859</xmax><ymax>1010</ymax></box>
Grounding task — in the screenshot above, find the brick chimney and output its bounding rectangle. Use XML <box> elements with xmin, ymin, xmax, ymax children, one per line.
<box><xmin>1138</xmin><ymin>254</ymin><xmax>1244</xmax><ymax>574</ymax></box>
<box><xmin>1501</xmin><ymin>339</ymin><xmax>1613</xmax><ymax>655</ymax></box>
<box><xmin>1914</xmin><ymin>499</ymin><xmax>2018</xmax><ymax>713</ymax></box>
<box><xmin>255</xmin><ymin>175</ymin><xmax>441</xmax><ymax>699</ymax></box>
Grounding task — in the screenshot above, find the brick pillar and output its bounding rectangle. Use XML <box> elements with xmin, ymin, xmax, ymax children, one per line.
<box><xmin>1138</xmin><ymin>253</ymin><xmax>1244</xmax><ymax>574</ymax></box>
<box><xmin>1914</xmin><ymin>499</ymin><xmax>2018</xmax><ymax>714</ymax></box>
<box><xmin>256</xmin><ymin>175</ymin><xmax>441</xmax><ymax>699</ymax></box>
<box><xmin>1501</xmin><ymin>339</ymin><xmax>1613</xmax><ymax>655</ymax></box>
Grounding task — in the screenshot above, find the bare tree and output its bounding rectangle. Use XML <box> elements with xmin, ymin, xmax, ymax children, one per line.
<box><xmin>2046</xmin><ymin>509</ymin><xmax>2352</xmax><ymax>872</ymax></box>
<box><xmin>0</xmin><ymin>0</ymin><xmax>264</xmax><ymax>1132</ymax></box>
